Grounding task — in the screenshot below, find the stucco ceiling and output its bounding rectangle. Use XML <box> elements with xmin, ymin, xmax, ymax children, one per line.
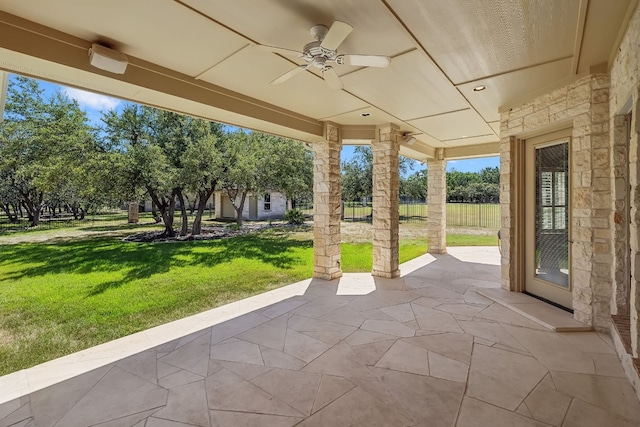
<box><xmin>0</xmin><ymin>0</ymin><xmax>635</xmax><ymax>160</ymax></box>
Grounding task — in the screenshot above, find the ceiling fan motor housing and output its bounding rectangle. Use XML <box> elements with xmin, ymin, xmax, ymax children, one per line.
<box><xmin>303</xmin><ymin>41</ymin><xmax>337</xmax><ymax>64</ymax></box>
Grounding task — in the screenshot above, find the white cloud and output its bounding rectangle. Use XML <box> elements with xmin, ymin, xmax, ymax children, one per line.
<box><xmin>62</xmin><ymin>87</ymin><xmax>121</xmax><ymax>111</ymax></box>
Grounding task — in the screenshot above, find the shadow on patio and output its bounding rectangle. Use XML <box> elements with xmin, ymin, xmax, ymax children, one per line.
<box><xmin>1</xmin><ymin>247</ymin><xmax>639</xmax><ymax>426</ymax></box>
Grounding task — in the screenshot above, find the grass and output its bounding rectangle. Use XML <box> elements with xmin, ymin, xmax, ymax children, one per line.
<box><xmin>0</xmin><ymin>231</ymin><xmax>314</xmax><ymax>374</ymax></box>
<box><xmin>447</xmin><ymin>233</ymin><xmax>498</xmax><ymax>246</ymax></box>
<box><xmin>341</xmin><ymin>239</ymin><xmax>427</xmax><ymax>272</ymax></box>
<box><xmin>0</xmin><ymin>225</ymin><xmax>495</xmax><ymax>375</ymax></box>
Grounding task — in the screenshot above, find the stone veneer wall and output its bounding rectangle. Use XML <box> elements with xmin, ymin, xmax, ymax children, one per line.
<box><xmin>427</xmin><ymin>158</ymin><xmax>447</xmax><ymax>254</ymax></box>
<box><xmin>371</xmin><ymin>125</ymin><xmax>401</xmax><ymax>278</ymax></box>
<box><xmin>500</xmin><ymin>74</ymin><xmax>611</xmax><ymax>329</ymax></box>
<box><xmin>312</xmin><ymin>123</ymin><xmax>342</xmax><ymax>280</ymax></box>
<box><xmin>610</xmin><ymin>2</ymin><xmax>640</xmax><ymax>357</ymax></box>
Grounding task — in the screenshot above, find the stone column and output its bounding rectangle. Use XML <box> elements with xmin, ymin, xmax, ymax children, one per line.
<box><xmin>313</xmin><ymin>123</ymin><xmax>342</xmax><ymax>280</ymax></box>
<box><xmin>128</xmin><ymin>202</ymin><xmax>139</xmax><ymax>224</ymax></box>
<box><xmin>427</xmin><ymin>152</ymin><xmax>447</xmax><ymax>254</ymax></box>
<box><xmin>372</xmin><ymin>124</ymin><xmax>400</xmax><ymax>278</ymax></box>
<box><xmin>500</xmin><ymin>136</ymin><xmax>517</xmax><ymax>291</ymax></box>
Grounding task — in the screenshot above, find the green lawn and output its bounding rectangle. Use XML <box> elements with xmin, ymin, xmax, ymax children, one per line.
<box><xmin>0</xmin><ymin>231</ymin><xmax>305</xmax><ymax>374</ymax></box>
<box><xmin>0</xmin><ymin>227</ymin><xmax>493</xmax><ymax>375</ymax></box>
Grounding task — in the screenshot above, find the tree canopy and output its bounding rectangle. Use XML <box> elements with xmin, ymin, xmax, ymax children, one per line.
<box><xmin>2</xmin><ymin>75</ymin><xmax>314</xmax><ymax>233</ymax></box>
<box><xmin>0</xmin><ymin>76</ymin><xmax>99</xmax><ymax>225</ymax></box>
<box><xmin>340</xmin><ymin>146</ymin><xmax>499</xmax><ymax>204</ymax></box>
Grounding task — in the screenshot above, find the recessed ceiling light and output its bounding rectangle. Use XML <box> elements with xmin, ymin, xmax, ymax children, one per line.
<box><xmin>361</xmin><ymin>112</ymin><xmax>371</xmax><ymax>117</ymax></box>
<box><xmin>472</xmin><ymin>85</ymin><xmax>487</xmax><ymax>92</ymax></box>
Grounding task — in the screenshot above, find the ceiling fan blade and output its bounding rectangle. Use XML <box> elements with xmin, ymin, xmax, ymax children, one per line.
<box><xmin>322</xmin><ymin>66</ymin><xmax>343</xmax><ymax>91</ymax></box>
<box><xmin>256</xmin><ymin>44</ymin><xmax>304</xmax><ymax>57</ymax></box>
<box><xmin>340</xmin><ymin>54</ymin><xmax>391</xmax><ymax>68</ymax></box>
<box><xmin>320</xmin><ymin>21</ymin><xmax>353</xmax><ymax>51</ymax></box>
<box><xmin>271</xmin><ymin>65</ymin><xmax>308</xmax><ymax>85</ymax></box>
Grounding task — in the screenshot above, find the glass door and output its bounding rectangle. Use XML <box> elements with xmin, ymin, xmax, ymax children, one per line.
<box><xmin>525</xmin><ymin>132</ymin><xmax>572</xmax><ymax>309</ymax></box>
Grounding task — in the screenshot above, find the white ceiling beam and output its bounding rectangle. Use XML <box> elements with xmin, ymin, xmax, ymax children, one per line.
<box><xmin>340</xmin><ymin>125</ymin><xmax>377</xmax><ymax>143</ymax></box>
<box><xmin>444</xmin><ymin>142</ymin><xmax>500</xmax><ymax>160</ymax></box>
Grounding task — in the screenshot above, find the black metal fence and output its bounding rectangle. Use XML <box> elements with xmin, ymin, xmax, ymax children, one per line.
<box><xmin>446</xmin><ymin>202</ymin><xmax>500</xmax><ymax>229</ymax></box>
<box><xmin>0</xmin><ymin>210</ymin><xmax>149</xmax><ymax>234</ymax></box>
<box><xmin>299</xmin><ymin>197</ymin><xmax>500</xmax><ymax>229</ymax></box>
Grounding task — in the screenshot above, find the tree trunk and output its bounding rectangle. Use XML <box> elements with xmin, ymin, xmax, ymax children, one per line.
<box><xmin>32</xmin><ymin>203</ymin><xmax>43</xmax><ymax>227</ymax></box>
<box><xmin>233</xmin><ymin>192</ymin><xmax>247</xmax><ymax>227</ymax></box>
<box><xmin>151</xmin><ymin>201</ymin><xmax>161</xmax><ymax>223</ymax></box>
<box><xmin>192</xmin><ymin>188</ymin><xmax>215</xmax><ymax>235</ymax></box>
<box><xmin>21</xmin><ymin>194</ymin><xmax>36</xmax><ymax>225</ymax></box>
<box><xmin>161</xmin><ymin>197</ymin><xmax>176</xmax><ymax>237</ymax></box>
<box><xmin>149</xmin><ymin>189</ymin><xmax>176</xmax><ymax>237</ymax></box>
<box><xmin>71</xmin><ymin>203</ymin><xmax>79</xmax><ymax>220</ymax></box>
<box><xmin>1</xmin><ymin>204</ymin><xmax>16</xmax><ymax>223</ymax></box>
<box><xmin>176</xmin><ymin>190</ymin><xmax>189</xmax><ymax>236</ymax></box>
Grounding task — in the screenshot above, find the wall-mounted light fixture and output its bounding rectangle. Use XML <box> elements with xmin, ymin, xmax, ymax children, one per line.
<box><xmin>401</xmin><ymin>132</ymin><xmax>417</xmax><ymax>145</ymax></box>
<box><xmin>88</xmin><ymin>44</ymin><xmax>128</xmax><ymax>74</ymax></box>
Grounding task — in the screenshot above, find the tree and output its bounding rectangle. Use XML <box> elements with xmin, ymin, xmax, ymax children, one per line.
<box><xmin>445</xmin><ymin>167</ymin><xmax>500</xmax><ymax>203</ymax></box>
<box><xmin>0</xmin><ymin>76</ymin><xmax>96</xmax><ymax>226</ymax></box>
<box><xmin>0</xmin><ymin>166</ymin><xmax>20</xmax><ymax>222</ymax></box>
<box><xmin>479</xmin><ymin>166</ymin><xmax>500</xmax><ymax>185</ymax></box>
<box><xmin>260</xmin><ymin>135</ymin><xmax>313</xmax><ymax>204</ymax></box>
<box><xmin>341</xmin><ymin>146</ymin><xmax>415</xmax><ymax>202</ymax></box>
<box><xmin>102</xmin><ymin>104</ymin><xmax>226</xmax><ymax>236</ymax></box>
<box><xmin>219</xmin><ymin>131</ymin><xmax>261</xmax><ymax>226</ymax></box>
<box><xmin>181</xmin><ymin>134</ymin><xmax>224</xmax><ymax>234</ymax></box>
<box><xmin>401</xmin><ymin>169</ymin><xmax>427</xmax><ymax>200</ymax></box>
<box><xmin>217</xmin><ymin>130</ymin><xmax>313</xmax><ymax>226</ymax></box>
<box><xmin>102</xmin><ymin>104</ymin><xmax>181</xmax><ymax>236</ymax></box>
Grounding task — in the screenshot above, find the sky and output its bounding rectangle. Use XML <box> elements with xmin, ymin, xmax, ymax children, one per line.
<box><xmin>340</xmin><ymin>145</ymin><xmax>499</xmax><ymax>173</ymax></box>
<box><xmin>13</xmin><ymin>75</ymin><xmax>499</xmax><ymax>173</ymax></box>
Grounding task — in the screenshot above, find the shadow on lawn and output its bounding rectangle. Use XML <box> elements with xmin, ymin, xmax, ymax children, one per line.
<box><xmin>0</xmin><ymin>234</ymin><xmax>313</xmax><ymax>296</ymax></box>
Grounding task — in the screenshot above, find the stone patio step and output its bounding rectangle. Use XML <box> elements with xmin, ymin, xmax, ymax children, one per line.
<box><xmin>476</xmin><ymin>288</ymin><xmax>592</xmax><ymax>332</ymax></box>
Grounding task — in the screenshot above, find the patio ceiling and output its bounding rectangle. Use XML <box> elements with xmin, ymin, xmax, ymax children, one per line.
<box><xmin>0</xmin><ymin>0</ymin><xmax>634</xmax><ymax>160</ymax></box>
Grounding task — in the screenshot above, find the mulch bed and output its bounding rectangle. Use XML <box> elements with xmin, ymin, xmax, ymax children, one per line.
<box><xmin>122</xmin><ymin>222</ymin><xmax>309</xmax><ymax>243</ymax></box>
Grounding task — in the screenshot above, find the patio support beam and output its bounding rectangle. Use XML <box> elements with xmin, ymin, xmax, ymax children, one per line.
<box><xmin>312</xmin><ymin>122</ymin><xmax>343</xmax><ymax>280</ymax></box>
<box><xmin>372</xmin><ymin>124</ymin><xmax>401</xmax><ymax>278</ymax></box>
<box><xmin>427</xmin><ymin>151</ymin><xmax>447</xmax><ymax>254</ymax></box>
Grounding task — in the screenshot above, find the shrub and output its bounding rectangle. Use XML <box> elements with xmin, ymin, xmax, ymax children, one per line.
<box><xmin>284</xmin><ymin>209</ymin><xmax>305</xmax><ymax>225</ymax></box>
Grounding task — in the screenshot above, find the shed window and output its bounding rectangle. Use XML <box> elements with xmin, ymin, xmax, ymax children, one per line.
<box><xmin>263</xmin><ymin>194</ymin><xmax>271</xmax><ymax>211</ymax></box>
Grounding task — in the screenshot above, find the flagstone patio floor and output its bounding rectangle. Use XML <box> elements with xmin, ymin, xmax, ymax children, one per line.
<box><xmin>1</xmin><ymin>247</ymin><xmax>639</xmax><ymax>426</ymax></box>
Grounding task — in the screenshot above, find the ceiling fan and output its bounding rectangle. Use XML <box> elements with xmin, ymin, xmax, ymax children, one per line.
<box><xmin>258</xmin><ymin>21</ymin><xmax>391</xmax><ymax>91</ymax></box>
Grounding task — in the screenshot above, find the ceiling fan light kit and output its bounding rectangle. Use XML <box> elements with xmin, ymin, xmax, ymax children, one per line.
<box><xmin>259</xmin><ymin>21</ymin><xmax>391</xmax><ymax>90</ymax></box>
